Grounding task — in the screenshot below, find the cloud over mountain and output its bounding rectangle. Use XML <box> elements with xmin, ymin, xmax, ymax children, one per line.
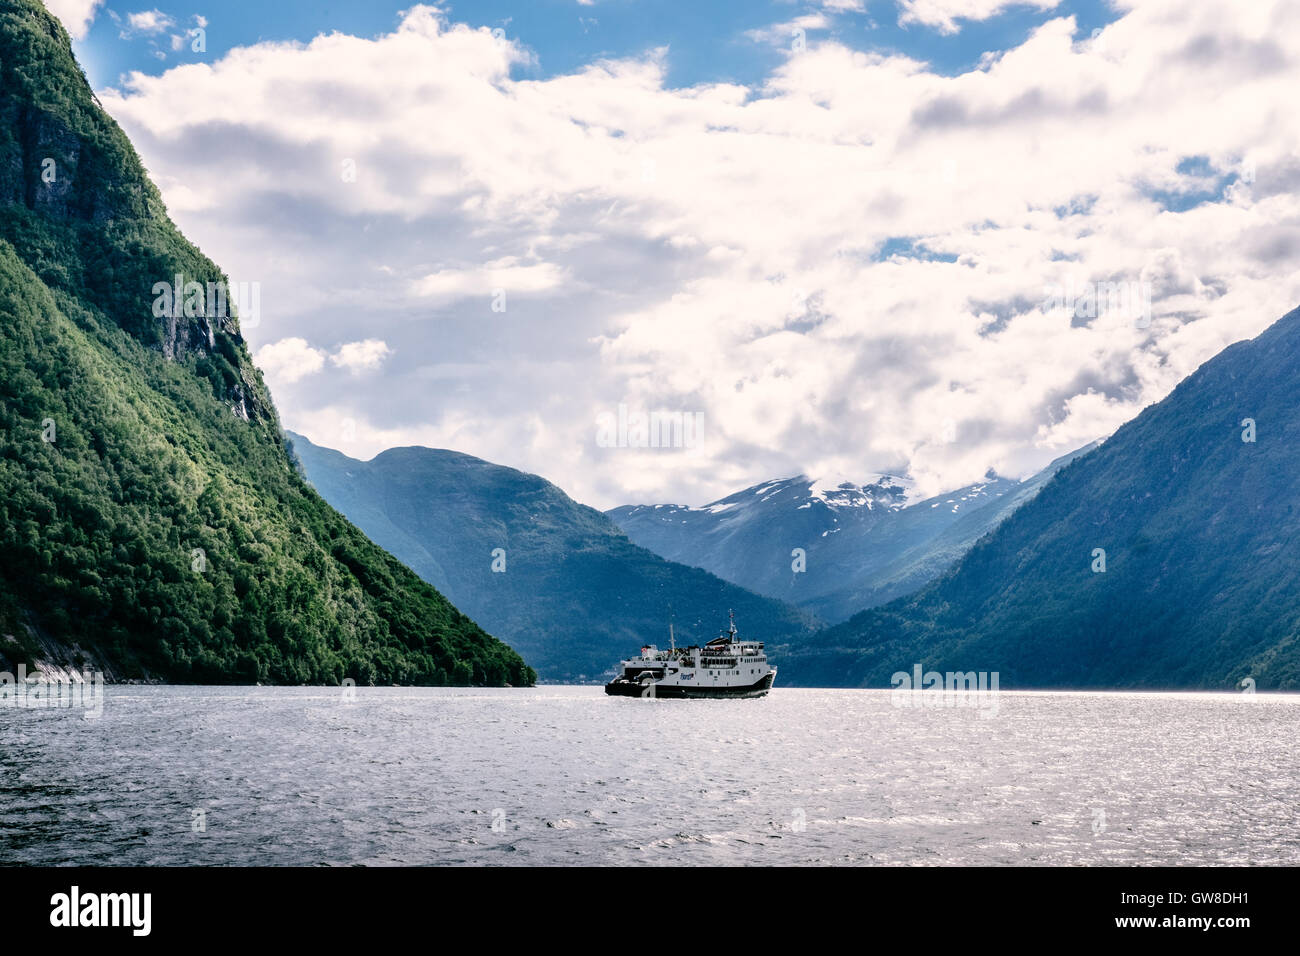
<box><xmin>97</xmin><ymin>1</ymin><xmax>1300</xmax><ymax>509</ymax></box>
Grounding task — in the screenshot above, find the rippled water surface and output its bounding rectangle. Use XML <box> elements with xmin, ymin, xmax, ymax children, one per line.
<box><xmin>2</xmin><ymin>686</ymin><xmax>1297</xmax><ymax>865</ymax></box>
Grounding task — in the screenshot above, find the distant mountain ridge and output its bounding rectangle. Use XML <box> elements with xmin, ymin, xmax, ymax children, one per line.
<box><xmin>608</xmin><ymin>448</ymin><xmax>1094</xmax><ymax>623</ymax></box>
<box><xmin>286</xmin><ymin>432</ymin><xmax>817</xmax><ymax>682</ymax></box>
<box><xmin>778</xmin><ymin>305</ymin><xmax>1300</xmax><ymax>690</ymax></box>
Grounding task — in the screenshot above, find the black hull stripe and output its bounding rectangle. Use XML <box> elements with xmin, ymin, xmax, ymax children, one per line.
<box><xmin>604</xmin><ymin>673</ymin><xmax>776</xmax><ymax>699</ymax></box>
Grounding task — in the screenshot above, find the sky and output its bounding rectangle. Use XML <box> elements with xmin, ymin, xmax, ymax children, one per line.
<box><xmin>47</xmin><ymin>0</ymin><xmax>1300</xmax><ymax>509</ymax></box>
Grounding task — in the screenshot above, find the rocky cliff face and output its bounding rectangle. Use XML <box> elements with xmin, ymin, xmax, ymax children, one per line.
<box><xmin>1</xmin><ymin>622</ymin><xmax>142</xmax><ymax>683</ymax></box>
<box><xmin>0</xmin><ymin>6</ymin><xmax>262</xmax><ymax>420</ymax></box>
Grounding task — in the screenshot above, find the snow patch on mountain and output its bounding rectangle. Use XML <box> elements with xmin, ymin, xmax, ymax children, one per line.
<box><xmin>807</xmin><ymin>474</ymin><xmax>915</xmax><ymax>510</ymax></box>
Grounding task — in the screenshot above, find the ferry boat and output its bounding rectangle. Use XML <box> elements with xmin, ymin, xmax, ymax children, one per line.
<box><xmin>604</xmin><ymin>611</ymin><xmax>776</xmax><ymax>699</ymax></box>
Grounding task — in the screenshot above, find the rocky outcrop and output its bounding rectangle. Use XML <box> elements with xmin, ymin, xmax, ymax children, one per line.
<box><xmin>0</xmin><ymin>96</ymin><xmax>147</xmax><ymax>223</ymax></box>
<box><xmin>1</xmin><ymin>620</ymin><xmax>147</xmax><ymax>684</ymax></box>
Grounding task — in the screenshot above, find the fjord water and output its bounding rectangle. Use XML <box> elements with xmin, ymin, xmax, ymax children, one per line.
<box><xmin>2</xmin><ymin>687</ymin><xmax>1296</xmax><ymax>866</ymax></box>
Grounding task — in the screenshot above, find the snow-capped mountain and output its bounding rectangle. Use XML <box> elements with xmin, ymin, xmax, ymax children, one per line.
<box><xmin>607</xmin><ymin>448</ymin><xmax>1095</xmax><ymax>624</ymax></box>
<box><xmin>673</xmin><ymin>473</ymin><xmax>915</xmax><ymax>519</ymax></box>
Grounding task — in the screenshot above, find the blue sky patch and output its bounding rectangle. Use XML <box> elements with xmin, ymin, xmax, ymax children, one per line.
<box><xmin>73</xmin><ymin>1</ymin><xmax>1127</xmax><ymax>91</ymax></box>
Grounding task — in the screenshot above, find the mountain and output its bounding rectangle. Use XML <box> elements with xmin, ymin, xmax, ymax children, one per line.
<box><xmin>608</xmin><ymin>448</ymin><xmax>1093</xmax><ymax>624</ymax></box>
<box><xmin>286</xmin><ymin>432</ymin><xmax>817</xmax><ymax>681</ymax></box>
<box><xmin>0</xmin><ymin>1</ymin><xmax>532</xmax><ymax>686</ymax></box>
<box><xmin>778</xmin><ymin>305</ymin><xmax>1300</xmax><ymax>690</ymax></box>
<box><xmin>829</xmin><ymin>445</ymin><xmax>1099</xmax><ymax>613</ymax></box>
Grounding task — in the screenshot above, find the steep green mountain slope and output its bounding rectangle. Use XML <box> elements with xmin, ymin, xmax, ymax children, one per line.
<box><xmin>0</xmin><ymin>0</ymin><xmax>532</xmax><ymax>686</ymax></box>
<box><xmin>779</xmin><ymin>306</ymin><xmax>1300</xmax><ymax>690</ymax></box>
<box><xmin>287</xmin><ymin>432</ymin><xmax>817</xmax><ymax>681</ymax></box>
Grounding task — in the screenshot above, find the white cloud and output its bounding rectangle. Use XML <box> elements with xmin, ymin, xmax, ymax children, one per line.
<box><xmin>332</xmin><ymin>339</ymin><xmax>393</xmax><ymax>373</ymax></box>
<box><xmin>101</xmin><ymin>2</ymin><xmax>1300</xmax><ymax>508</ymax></box>
<box><xmin>123</xmin><ymin>9</ymin><xmax>175</xmax><ymax>36</ymax></box>
<box><xmin>255</xmin><ymin>338</ymin><xmax>394</xmax><ymax>381</ymax></box>
<box><xmin>254</xmin><ymin>338</ymin><xmax>326</xmax><ymax>384</ymax></box>
<box><xmin>411</xmin><ymin>259</ymin><xmax>569</xmax><ymax>302</ymax></box>
<box><xmin>45</xmin><ymin>0</ymin><xmax>104</xmax><ymax>40</ymax></box>
<box><xmin>898</xmin><ymin>0</ymin><xmax>1061</xmax><ymax>34</ymax></box>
